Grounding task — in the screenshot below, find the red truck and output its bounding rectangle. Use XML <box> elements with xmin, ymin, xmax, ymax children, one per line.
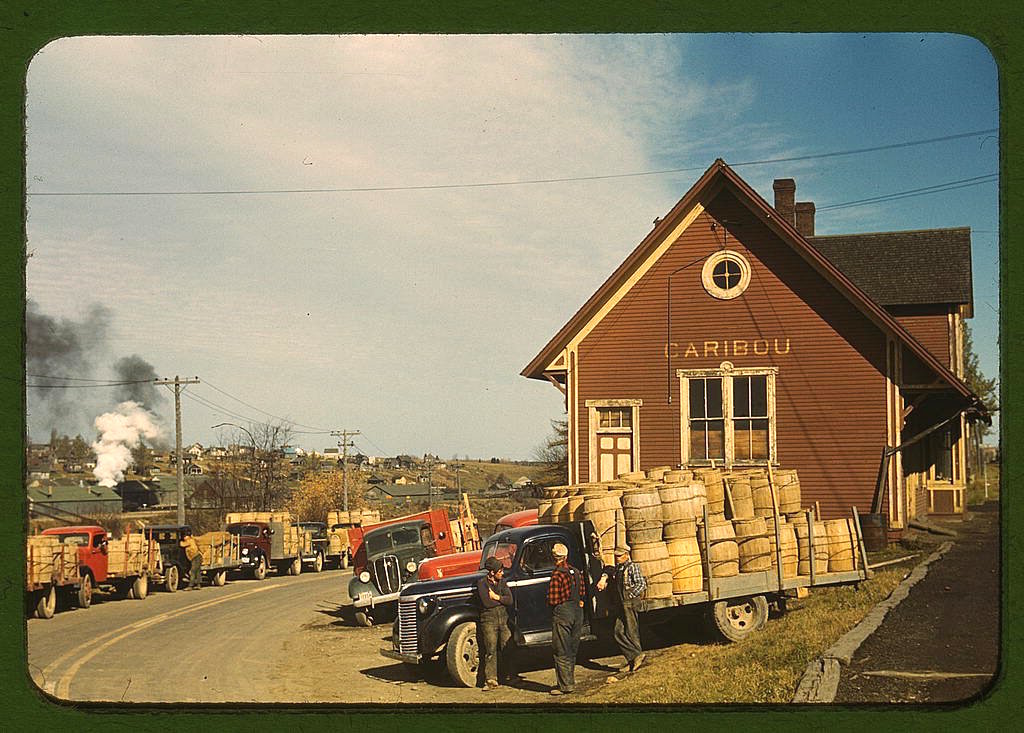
<box><xmin>347</xmin><ymin>507</ymin><xmax>479</xmax><ymax>626</ymax></box>
<box><xmin>42</xmin><ymin>526</ymin><xmax>159</xmax><ymax>607</ymax></box>
<box><xmin>415</xmin><ymin>508</ymin><xmax>538</xmax><ymax>581</ymax></box>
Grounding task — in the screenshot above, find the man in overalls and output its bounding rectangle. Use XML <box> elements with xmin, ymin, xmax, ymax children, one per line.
<box><xmin>477</xmin><ymin>556</ymin><xmax>514</xmax><ymax>689</ymax></box>
<box><xmin>547</xmin><ymin>542</ymin><xmax>585</xmax><ymax>695</ymax></box>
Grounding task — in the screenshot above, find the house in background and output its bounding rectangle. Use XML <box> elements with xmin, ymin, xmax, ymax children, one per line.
<box><xmin>523</xmin><ymin>160</ymin><xmax>987</xmax><ymax>531</ymax></box>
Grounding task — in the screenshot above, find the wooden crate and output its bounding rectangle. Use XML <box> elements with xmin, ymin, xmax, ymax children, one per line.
<box><xmin>25</xmin><ymin>535</ymin><xmax>62</xmax><ymax>586</ymax></box>
<box><xmin>197</xmin><ymin>531</ymin><xmax>239</xmax><ymax>566</ymax></box>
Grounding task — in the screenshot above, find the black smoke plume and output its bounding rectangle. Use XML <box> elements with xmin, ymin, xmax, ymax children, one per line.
<box><xmin>114</xmin><ymin>354</ymin><xmax>165</xmax><ymax>410</ymax></box>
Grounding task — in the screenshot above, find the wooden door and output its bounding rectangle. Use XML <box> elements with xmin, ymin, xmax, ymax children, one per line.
<box><xmin>597</xmin><ymin>434</ymin><xmax>632</xmax><ymax>482</ymax></box>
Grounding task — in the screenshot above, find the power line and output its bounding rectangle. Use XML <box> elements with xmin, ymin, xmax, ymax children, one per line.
<box><xmin>818</xmin><ymin>174</ymin><xmax>998</xmax><ymax>211</ymax></box>
<box><xmin>24</xmin><ymin>380</ymin><xmax>155</xmax><ymax>388</ymax></box>
<box><xmin>26</xmin><ymin>373</ymin><xmax>156</xmax><ymax>383</ymax></box>
<box><xmin>200</xmin><ymin>378</ymin><xmax>330</xmax><ymax>432</ymax></box>
<box><xmin>181</xmin><ymin>389</ymin><xmax>330</xmax><ymax>435</ymax></box>
<box><xmin>25</xmin><ymin>128</ymin><xmax>997</xmax><ymax>197</ymax></box>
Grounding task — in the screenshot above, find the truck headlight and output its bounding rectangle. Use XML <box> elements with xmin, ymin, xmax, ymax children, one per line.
<box><xmin>417</xmin><ymin>597</ymin><xmax>435</xmax><ymax>616</ymax></box>
<box><xmin>406</xmin><ymin>561</ymin><xmax>417</xmax><ymax>574</ymax></box>
<box><xmin>241</xmin><ymin>548</ymin><xmax>249</xmax><ymax>556</ymax></box>
<box><xmin>359</xmin><ymin>571</ymin><xmax>371</xmax><ymax>584</ymax></box>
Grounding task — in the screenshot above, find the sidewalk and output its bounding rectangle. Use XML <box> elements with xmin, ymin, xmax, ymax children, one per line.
<box><xmin>833</xmin><ymin>503</ymin><xmax>999</xmax><ymax>704</ymax></box>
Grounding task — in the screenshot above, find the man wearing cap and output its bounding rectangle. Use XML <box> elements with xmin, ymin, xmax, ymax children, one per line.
<box><xmin>597</xmin><ymin>545</ymin><xmax>647</xmax><ymax>677</ymax></box>
<box><xmin>476</xmin><ymin>556</ymin><xmax>514</xmax><ymax>689</ymax></box>
<box><xmin>546</xmin><ymin>542</ymin><xmax>585</xmax><ymax>695</ymax></box>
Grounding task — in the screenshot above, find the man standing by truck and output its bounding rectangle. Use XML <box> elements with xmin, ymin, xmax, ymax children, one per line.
<box><xmin>597</xmin><ymin>545</ymin><xmax>647</xmax><ymax>680</ymax></box>
<box><xmin>180</xmin><ymin>529</ymin><xmax>203</xmax><ymax>590</ymax></box>
<box><xmin>476</xmin><ymin>556</ymin><xmax>513</xmax><ymax>690</ymax></box>
<box><xmin>547</xmin><ymin>542</ymin><xmax>585</xmax><ymax>695</ymax></box>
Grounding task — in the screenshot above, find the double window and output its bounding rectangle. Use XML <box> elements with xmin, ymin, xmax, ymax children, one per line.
<box><xmin>678</xmin><ymin>364</ymin><xmax>777</xmax><ymax>466</ymax></box>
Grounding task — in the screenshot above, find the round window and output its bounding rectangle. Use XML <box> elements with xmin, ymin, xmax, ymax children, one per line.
<box><xmin>701</xmin><ymin>250</ymin><xmax>751</xmax><ymax>300</ymax></box>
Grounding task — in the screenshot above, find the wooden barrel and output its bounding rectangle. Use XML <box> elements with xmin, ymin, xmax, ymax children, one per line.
<box><xmin>583</xmin><ymin>495</ymin><xmax>621</xmax><ymax>561</ymax></box>
<box><xmin>647</xmin><ymin>466</ymin><xmax>671</xmax><ymax>482</ymax></box>
<box><xmin>697</xmin><ymin>519</ymin><xmax>739</xmax><ymax>577</ymax></box>
<box><xmin>618</xmin><ymin>470</ymin><xmax>646</xmax><ymax>482</ymax></box>
<box><xmin>779</xmin><ymin>523</ymin><xmax>799</xmax><ymax>578</ymax></box>
<box><xmin>662</xmin><ymin>517</ymin><xmax>697</xmax><ymax>540</ymax></box>
<box><xmin>699</xmin><ymin>469</ymin><xmax>726</xmax><ymax>515</ymax></box>
<box><xmin>725</xmin><ymin>475</ymin><xmax>755</xmax><ymax>520</ymax></box>
<box><xmin>750</xmin><ymin>473</ymin><xmax>776</xmax><ymax>517</ymax></box>
<box><xmin>631</xmin><ymin>541</ymin><xmax>673</xmax><ymax>599</ymax></box>
<box><xmin>666</xmin><ymin>538</ymin><xmax>703</xmax><ymax>593</ymax></box>
<box><xmin>664</xmin><ymin>469</ymin><xmax>692</xmax><ymax>483</ymax></box>
<box><xmin>763</xmin><ymin>515</ymin><xmax>784</xmax><ymax>567</ymax></box>
<box><xmin>776</xmin><ymin>470</ymin><xmax>802</xmax><ymax>514</ymax></box>
<box><xmin>689</xmin><ymin>482</ymin><xmax>708</xmax><ymax>518</ymax></box>
<box><xmin>825</xmin><ymin>518</ymin><xmax>858</xmax><ymax>571</ymax></box>
<box><xmin>622</xmin><ymin>488</ymin><xmax>663</xmax><ymax>544</ymax></box>
<box><xmin>657</xmin><ymin>483</ymin><xmax>688</xmax><ymax>504</ymax></box>
<box><xmin>794</xmin><ymin>519</ymin><xmax>829</xmax><ymax>575</ymax></box>
<box><xmin>537</xmin><ymin>500</ymin><xmax>554</xmax><ymax>523</ymax></box>
<box><xmin>550</xmin><ymin>497</ymin><xmax>569</xmax><ymax>523</ymax></box>
<box><xmin>733</xmin><ymin>517</ymin><xmax>771</xmax><ymax>573</ymax></box>
<box><xmin>858</xmin><ymin>513</ymin><xmax>888</xmax><ymax>552</ymax></box>
<box><xmin>566</xmin><ymin>495</ymin><xmax>585</xmax><ymax>522</ymax></box>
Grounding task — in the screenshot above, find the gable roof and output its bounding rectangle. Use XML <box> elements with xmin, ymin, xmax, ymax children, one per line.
<box><xmin>809</xmin><ymin>228</ymin><xmax>973</xmax><ymax>310</ymax></box>
<box><xmin>521</xmin><ymin>160</ymin><xmax>985</xmax><ymax>415</ymax></box>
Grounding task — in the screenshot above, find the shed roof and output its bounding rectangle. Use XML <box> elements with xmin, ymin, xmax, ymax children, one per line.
<box><xmin>808</xmin><ymin>228</ymin><xmax>973</xmax><ymax>310</ymax></box>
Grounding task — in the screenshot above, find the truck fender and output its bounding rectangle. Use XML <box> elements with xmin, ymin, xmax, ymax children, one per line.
<box><xmin>348</xmin><ymin>573</ymin><xmax>375</xmax><ymax>600</ymax></box>
<box><xmin>422</xmin><ymin>606</ymin><xmax>480</xmax><ymax>658</ymax></box>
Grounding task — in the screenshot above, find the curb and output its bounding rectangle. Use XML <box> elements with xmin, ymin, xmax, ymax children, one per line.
<box><xmin>791</xmin><ymin>540</ymin><xmax>954</xmax><ymax>703</ymax></box>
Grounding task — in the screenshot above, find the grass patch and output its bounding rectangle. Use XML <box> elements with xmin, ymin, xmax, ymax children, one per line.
<box><xmin>583</xmin><ymin>563</ymin><xmax>919</xmax><ymax>704</ymax></box>
<box><xmin>966</xmin><ymin>461</ymin><xmax>1000</xmax><ymax>506</ymax></box>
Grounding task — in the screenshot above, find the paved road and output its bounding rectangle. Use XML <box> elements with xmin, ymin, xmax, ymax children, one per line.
<box><xmin>29</xmin><ymin>568</ymin><xmax>352</xmax><ymax>703</ymax></box>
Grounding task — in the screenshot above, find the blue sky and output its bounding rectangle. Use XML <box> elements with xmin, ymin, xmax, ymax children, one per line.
<box><xmin>24</xmin><ymin>34</ymin><xmax>999</xmax><ymax>458</ymax></box>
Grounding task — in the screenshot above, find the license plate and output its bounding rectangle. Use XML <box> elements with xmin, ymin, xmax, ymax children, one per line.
<box><xmin>358</xmin><ymin>591</ymin><xmax>371</xmax><ymax>602</ymax></box>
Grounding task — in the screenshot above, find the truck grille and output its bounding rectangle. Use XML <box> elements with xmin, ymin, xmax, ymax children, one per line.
<box><xmin>372</xmin><ymin>554</ymin><xmax>402</xmax><ymax>595</ymax></box>
<box><xmin>397</xmin><ymin>600</ymin><xmax>418</xmax><ymax>655</ymax></box>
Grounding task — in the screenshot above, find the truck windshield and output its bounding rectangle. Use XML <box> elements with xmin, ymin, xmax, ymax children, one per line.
<box><xmin>365</xmin><ymin>525</ymin><xmax>421</xmax><ymax>554</ymax></box>
<box><xmin>480</xmin><ymin>540</ymin><xmax>517</xmax><ymax>570</ymax></box>
<box><xmin>53</xmin><ymin>533</ymin><xmax>90</xmax><ymax>547</ymax></box>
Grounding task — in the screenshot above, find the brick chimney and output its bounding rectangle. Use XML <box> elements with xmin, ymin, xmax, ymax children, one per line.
<box><xmin>795</xmin><ymin>201</ymin><xmax>816</xmax><ymax>237</ymax></box>
<box><xmin>773</xmin><ymin>178</ymin><xmax>796</xmax><ymax>226</ymax></box>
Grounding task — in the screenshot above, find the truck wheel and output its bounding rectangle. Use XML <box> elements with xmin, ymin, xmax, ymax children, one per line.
<box><xmin>354</xmin><ymin>610</ymin><xmax>374</xmax><ymax>627</ymax></box>
<box><xmin>710</xmin><ymin>595</ymin><xmax>768</xmax><ymax>643</ymax></box>
<box><xmin>35</xmin><ymin>587</ymin><xmax>56</xmax><ymax>619</ymax></box>
<box><xmin>313</xmin><ymin>553</ymin><xmax>324</xmax><ymax>573</ymax></box>
<box><xmin>252</xmin><ymin>556</ymin><xmax>267</xmax><ymax>581</ymax></box>
<box><xmin>212</xmin><ymin>570</ymin><xmax>227</xmax><ymax>587</ymax></box>
<box><xmin>133</xmin><ymin>575</ymin><xmax>149</xmax><ymax>600</ymax></box>
<box><xmin>77</xmin><ymin>574</ymin><xmax>93</xmax><ymax>609</ymax></box>
<box><xmin>445</xmin><ymin>621</ymin><xmax>479</xmax><ymax>688</ymax></box>
<box><xmin>289</xmin><ymin>557</ymin><xmax>302</xmax><ymax>576</ymax></box>
<box><xmin>340</xmin><ymin>553</ymin><xmax>349</xmax><ymax>570</ymax></box>
<box><xmin>164</xmin><ymin>565</ymin><xmax>179</xmax><ymax>593</ymax></box>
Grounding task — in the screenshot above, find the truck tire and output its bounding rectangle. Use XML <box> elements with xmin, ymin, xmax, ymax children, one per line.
<box><xmin>289</xmin><ymin>557</ymin><xmax>302</xmax><ymax>576</ymax></box>
<box><xmin>354</xmin><ymin>610</ymin><xmax>374</xmax><ymax>627</ymax></box>
<box><xmin>445</xmin><ymin>621</ymin><xmax>479</xmax><ymax>688</ymax></box>
<box><xmin>252</xmin><ymin>556</ymin><xmax>267</xmax><ymax>581</ymax></box>
<box><xmin>77</xmin><ymin>574</ymin><xmax>93</xmax><ymax>609</ymax></box>
<box><xmin>709</xmin><ymin>594</ymin><xmax>768</xmax><ymax>643</ymax></box>
<box><xmin>313</xmin><ymin>552</ymin><xmax>324</xmax><ymax>573</ymax></box>
<box><xmin>132</xmin><ymin>574</ymin><xmax>149</xmax><ymax>600</ymax></box>
<box><xmin>212</xmin><ymin>570</ymin><xmax>227</xmax><ymax>587</ymax></box>
<box><xmin>164</xmin><ymin>565</ymin><xmax>179</xmax><ymax>593</ymax></box>
<box><xmin>35</xmin><ymin>587</ymin><xmax>56</xmax><ymax>619</ymax></box>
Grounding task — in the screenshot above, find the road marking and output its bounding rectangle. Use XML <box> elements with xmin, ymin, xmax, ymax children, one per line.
<box><xmin>41</xmin><ymin>573</ymin><xmax>334</xmax><ymax>700</ymax></box>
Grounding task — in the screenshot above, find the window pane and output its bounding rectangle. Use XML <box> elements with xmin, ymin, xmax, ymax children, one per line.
<box><xmin>706</xmin><ymin>378</ymin><xmax>723</xmax><ymax>418</ymax></box>
<box><xmin>734</xmin><ymin>377</ymin><xmax>750</xmax><ymax>418</ymax></box>
<box><xmin>750</xmin><ymin>376</ymin><xmax>768</xmax><ymax>417</ymax></box>
<box><xmin>707</xmin><ymin>420</ymin><xmax>725</xmax><ymax>459</ymax></box>
<box><xmin>689</xmin><ymin>380</ymin><xmax>706</xmax><ymax>418</ymax></box>
<box><xmin>619</xmin><ymin>408</ymin><xmax>632</xmax><ymax>428</ymax></box>
<box><xmin>690</xmin><ymin>422</ymin><xmax>707</xmax><ymax>459</ymax></box>
<box><xmin>734</xmin><ymin>419</ymin><xmax>751</xmax><ymax>460</ymax></box>
<box><xmin>750</xmin><ymin>419</ymin><xmax>769</xmax><ymax>459</ymax></box>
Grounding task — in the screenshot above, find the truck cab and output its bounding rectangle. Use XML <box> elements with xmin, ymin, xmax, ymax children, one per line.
<box><xmin>296</xmin><ymin>521</ymin><xmax>329</xmax><ymax>572</ymax></box>
<box><xmin>348</xmin><ymin>517</ymin><xmax>449</xmax><ymax>627</ymax></box>
<box><xmin>41</xmin><ymin>525</ymin><xmax>110</xmax><ymax>607</ymax></box>
<box><xmin>416</xmin><ymin>508</ymin><xmax>539</xmax><ymax>582</ymax></box>
<box><xmin>226</xmin><ymin>521</ymin><xmax>273</xmax><ymax>579</ymax></box>
<box><xmin>381</xmin><ymin>521</ymin><xmax>606</xmax><ymax>687</ymax></box>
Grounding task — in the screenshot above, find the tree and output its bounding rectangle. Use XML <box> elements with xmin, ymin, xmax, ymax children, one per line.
<box><xmin>963</xmin><ymin>323</ymin><xmax>998</xmax><ymax>437</ymax></box>
<box><xmin>286</xmin><ymin>471</ymin><xmax>368</xmax><ymax>521</ymax></box>
<box><xmin>533</xmin><ymin>417</ymin><xmax>568</xmax><ymax>488</ymax></box>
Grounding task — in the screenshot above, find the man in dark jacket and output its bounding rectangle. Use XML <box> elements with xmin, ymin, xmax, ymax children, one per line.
<box><xmin>597</xmin><ymin>545</ymin><xmax>646</xmax><ymax>677</ymax></box>
<box><xmin>547</xmin><ymin>542</ymin><xmax>585</xmax><ymax>695</ymax></box>
<box><xmin>477</xmin><ymin>556</ymin><xmax>514</xmax><ymax>689</ymax></box>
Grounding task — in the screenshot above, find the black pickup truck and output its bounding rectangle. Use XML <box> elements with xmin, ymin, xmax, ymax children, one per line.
<box><xmin>380</xmin><ymin>521</ymin><xmax>611</xmax><ymax>687</ymax></box>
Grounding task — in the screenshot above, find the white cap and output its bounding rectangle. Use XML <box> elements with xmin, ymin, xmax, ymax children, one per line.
<box><xmin>552</xmin><ymin>542</ymin><xmax>569</xmax><ymax>557</ymax></box>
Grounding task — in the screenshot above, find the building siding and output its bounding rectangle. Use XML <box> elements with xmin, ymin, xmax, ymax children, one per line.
<box><xmin>574</xmin><ymin>189</ymin><xmax>889</xmax><ymax>521</ymax></box>
<box><xmin>889</xmin><ymin>305</ymin><xmax>952</xmax><ymax>369</ymax></box>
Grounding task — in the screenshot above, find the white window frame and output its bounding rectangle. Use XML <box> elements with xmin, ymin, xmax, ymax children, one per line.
<box><xmin>677</xmin><ymin>362</ymin><xmax>777</xmax><ymax>467</ymax></box>
<box><xmin>585</xmin><ymin>399</ymin><xmax>642</xmax><ymax>482</ymax></box>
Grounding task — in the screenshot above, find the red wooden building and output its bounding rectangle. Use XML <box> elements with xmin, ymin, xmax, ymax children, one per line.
<box><xmin>522</xmin><ymin>161</ymin><xmax>988</xmax><ymax>530</ymax></box>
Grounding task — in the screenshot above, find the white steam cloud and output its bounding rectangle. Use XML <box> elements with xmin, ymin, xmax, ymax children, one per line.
<box><xmin>92</xmin><ymin>401</ymin><xmax>163</xmax><ymax>487</ymax></box>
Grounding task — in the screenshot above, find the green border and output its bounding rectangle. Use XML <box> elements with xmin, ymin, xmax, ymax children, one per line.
<box><xmin>1</xmin><ymin>1</ymin><xmax>1017</xmax><ymax>730</ymax></box>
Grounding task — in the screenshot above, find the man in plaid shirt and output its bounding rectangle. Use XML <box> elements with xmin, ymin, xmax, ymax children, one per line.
<box><xmin>547</xmin><ymin>542</ymin><xmax>585</xmax><ymax>695</ymax></box>
<box><xmin>597</xmin><ymin>545</ymin><xmax>647</xmax><ymax>677</ymax></box>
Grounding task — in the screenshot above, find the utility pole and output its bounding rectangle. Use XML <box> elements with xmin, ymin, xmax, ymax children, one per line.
<box><xmin>156</xmin><ymin>376</ymin><xmax>200</xmax><ymax>525</ymax></box>
<box><xmin>331</xmin><ymin>429</ymin><xmax>360</xmax><ymax>512</ymax></box>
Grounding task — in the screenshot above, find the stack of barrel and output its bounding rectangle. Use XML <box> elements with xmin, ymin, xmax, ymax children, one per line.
<box><xmin>536</xmin><ymin>463</ymin><xmax>859</xmax><ymax>599</ymax></box>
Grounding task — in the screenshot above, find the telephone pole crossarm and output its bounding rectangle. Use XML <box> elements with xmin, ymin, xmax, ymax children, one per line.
<box><xmin>330</xmin><ymin>429</ymin><xmax>361</xmax><ymax>512</ymax></box>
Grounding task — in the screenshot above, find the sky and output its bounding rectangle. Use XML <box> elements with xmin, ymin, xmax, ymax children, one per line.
<box><xmin>23</xmin><ymin>34</ymin><xmax>1000</xmax><ymax>459</ymax></box>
